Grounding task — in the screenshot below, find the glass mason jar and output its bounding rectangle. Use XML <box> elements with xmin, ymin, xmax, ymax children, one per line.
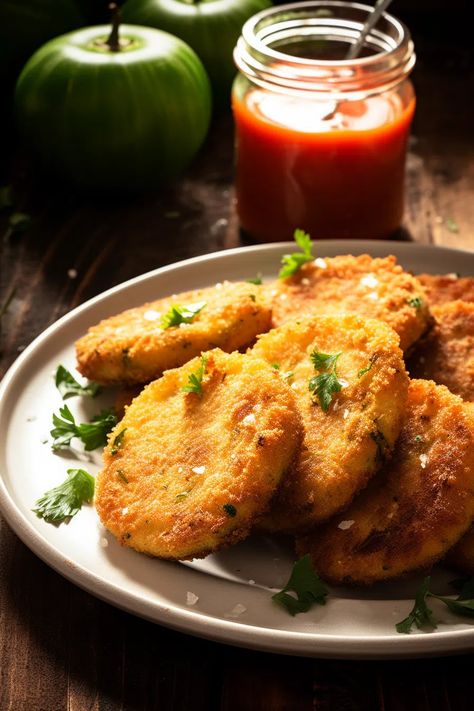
<box><xmin>232</xmin><ymin>1</ymin><xmax>416</xmax><ymax>242</ymax></box>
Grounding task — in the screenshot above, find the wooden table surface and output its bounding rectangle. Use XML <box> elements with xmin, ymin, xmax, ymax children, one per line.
<box><xmin>1</xmin><ymin>6</ymin><xmax>474</xmax><ymax>710</ymax></box>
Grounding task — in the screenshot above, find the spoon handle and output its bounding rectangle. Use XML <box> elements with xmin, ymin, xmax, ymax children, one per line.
<box><xmin>346</xmin><ymin>0</ymin><xmax>395</xmax><ymax>60</ymax></box>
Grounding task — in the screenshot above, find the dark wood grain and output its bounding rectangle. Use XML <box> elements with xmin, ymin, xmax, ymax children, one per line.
<box><xmin>1</xmin><ymin>10</ymin><xmax>474</xmax><ymax>711</ymax></box>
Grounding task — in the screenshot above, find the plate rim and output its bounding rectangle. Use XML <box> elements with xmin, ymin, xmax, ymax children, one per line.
<box><xmin>1</xmin><ymin>239</ymin><xmax>474</xmax><ymax>659</ymax></box>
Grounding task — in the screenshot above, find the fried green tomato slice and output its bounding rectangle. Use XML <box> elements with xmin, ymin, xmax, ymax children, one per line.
<box><xmin>267</xmin><ymin>254</ymin><xmax>431</xmax><ymax>352</ymax></box>
<box><xmin>76</xmin><ymin>281</ymin><xmax>271</xmax><ymax>385</ymax></box>
<box><xmin>417</xmin><ymin>273</ymin><xmax>474</xmax><ymax>306</ymax></box>
<box><xmin>95</xmin><ymin>349</ymin><xmax>302</xmax><ymax>560</ymax></box>
<box><xmin>297</xmin><ymin>380</ymin><xmax>474</xmax><ymax>585</ymax></box>
<box><xmin>408</xmin><ymin>301</ymin><xmax>474</xmax><ymax>402</ymax></box>
<box><xmin>251</xmin><ymin>314</ymin><xmax>408</xmax><ymax>533</ymax></box>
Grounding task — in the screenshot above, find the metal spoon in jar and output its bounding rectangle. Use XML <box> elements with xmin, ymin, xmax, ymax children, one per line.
<box><xmin>321</xmin><ymin>0</ymin><xmax>395</xmax><ymax>120</ymax></box>
<box><xmin>346</xmin><ymin>0</ymin><xmax>395</xmax><ymax>60</ymax></box>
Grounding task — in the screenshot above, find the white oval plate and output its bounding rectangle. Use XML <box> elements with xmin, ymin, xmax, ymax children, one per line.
<box><xmin>1</xmin><ymin>240</ymin><xmax>474</xmax><ymax>659</ymax></box>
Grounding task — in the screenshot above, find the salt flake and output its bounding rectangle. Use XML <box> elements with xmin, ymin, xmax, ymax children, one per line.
<box><xmin>225</xmin><ymin>603</ymin><xmax>247</xmax><ymax>619</ymax></box>
<box><xmin>338</xmin><ymin>520</ymin><xmax>355</xmax><ymax>530</ymax></box>
<box><xmin>186</xmin><ymin>591</ymin><xmax>199</xmax><ymax>606</ymax></box>
<box><xmin>242</xmin><ymin>413</ymin><xmax>256</xmax><ymax>425</ymax></box>
<box><xmin>143</xmin><ymin>309</ymin><xmax>160</xmax><ymax>321</ymax></box>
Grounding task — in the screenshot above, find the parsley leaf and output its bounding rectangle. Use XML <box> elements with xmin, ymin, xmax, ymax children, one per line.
<box><xmin>396</xmin><ymin>577</ymin><xmax>438</xmax><ymax>633</ymax></box>
<box><xmin>55</xmin><ymin>365</ymin><xmax>102</xmax><ymax>399</ymax></box>
<box><xmin>407</xmin><ymin>297</ymin><xmax>424</xmax><ymax>309</ymax></box>
<box><xmin>358</xmin><ymin>354</ymin><xmax>378</xmax><ymax>378</ymax></box>
<box><xmin>445</xmin><ymin>218</ymin><xmax>459</xmax><ymax>233</ymax></box>
<box><xmin>308</xmin><ymin>350</ymin><xmax>343</xmax><ymax>412</ymax></box>
<box><xmin>432</xmin><ymin>595</ymin><xmax>474</xmax><ymax>618</ymax></box>
<box><xmin>111</xmin><ymin>428</ymin><xmax>127</xmax><ymax>455</ymax></box>
<box><xmin>310</xmin><ymin>351</ymin><xmax>341</xmax><ymax>371</ymax></box>
<box><xmin>246</xmin><ymin>273</ymin><xmax>263</xmax><ymax>285</ymax></box>
<box><xmin>279</xmin><ymin>229</ymin><xmax>314</xmax><ymax>279</ymax></box>
<box><xmin>182</xmin><ymin>355</ymin><xmax>207</xmax><ymax>396</ymax></box>
<box><xmin>397</xmin><ymin>575</ymin><xmax>474</xmax><ymax>633</ymax></box>
<box><xmin>51</xmin><ymin>405</ymin><xmax>117</xmax><ymax>451</ymax></box>
<box><xmin>160</xmin><ymin>301</ymin><xmax>206</xmax><ymax>329</ymax></box>
<box><xmin>223</xmin><ymin>503</ymin><xmax>237</xmax><ymax>517</ymax></box>
<box><xmin>272</xmin><ymin>555</ymin><xmax>328</xmax><ymax>616</ymax></box>
<box><xmin>32</xmin><ymin>468</ymin><xmax>94</xmax><ymax>524</ymax></box>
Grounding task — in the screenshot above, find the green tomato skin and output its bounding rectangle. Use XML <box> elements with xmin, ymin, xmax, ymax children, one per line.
<box><xmin>122</xmin><ymin>0</ymin><xmax>272</xmax><ymax>96</ymax></box>
<box><xmin>15</xmin><ymin>25</ymin><xmax>212</xmax><ymax>191</ymax></box>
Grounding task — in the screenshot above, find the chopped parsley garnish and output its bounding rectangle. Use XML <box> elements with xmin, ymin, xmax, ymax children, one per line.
<box><xmin>282</xmin><ymin>371</ymin><xmax>295</xmax><ymax>382</ymax></box>
<box><xmin>396</xmin><ymin>575</ymin><xmax>474</xmax><ymax>633</ymax></box>
<box><xmin>246</xmin><ymin>273</ymin><xmax>263</xmax><ymax>285</ymax></box>
<box><xmin>50</xmin><ymin>405</ymin><xmax>116</xmax><ymax>451</ymax></box>
<box><xmin>272</xmin><ymin>555</ymin><xmax>328</xmax><ymax>616</ymax></box>
<box><xmin>271</xmin><ymin>363</ymin><xmax>281</xmax><ymax>370</ymax></box>
<box><xmin>117</xmin><ymin>469</ymin><xmax>129</xmax><ymax>484</ymax></box>
<box><xmin>160</xmin><ymin>301</ymin><xmax>206</xmax><ymax>329</ymax></box>
<box><xmin>445</xmin><ymin>218</ymin><xmax>459</xmax><ymax>233</ymax></box>
<box><xmin>176</xmin><ymin>491</ymin><xmax>190</xmax><ymax>500</ymax></box>
<box><xmin>182</xmin><ymin>355</ymin><xmax>207</xmax><ymax>396</ymax></box>
<box><xmin>407</xmin><ymin>296</ymin><xmax>424</xmax><ymax>309</ymax></box>
<box><xmin>32</xmin><ymin>468</ymin><xmax>94</xmax><ymax>525</ymax></box>
<box><xmin>358</xmin><ymin>354</ymin><xmax>377</xmax><ymax>378</ymax></box>
<box><xmin>308</xmin><ymin>350</ymin><xmax>343</xmax><ymax>412</ymax></box>
<box><xmin>111</xmin><ymin>428</ymin><xmax>127</xmax><ymax>455</ymax></box>
<box><xmin>55</xmin><ymin>365</ymin><xmax>102</xmax><ymax>399</ymax></box>
<box><xmin>279</xmin><ymin>229</ymin><xmax>314</xmax><ymax>279</ymax></box>
<box><xmin>396</xmin><ymin>577</ymin><xmax>436</xmax><ymax>633</ymax></box>
<box><xmin>223</xmin><ymin>503</ymin><xmax>237</xmax><ymax>517</ymax></box>
<box><xmin>414</xmin><ymin>434</ymin><xmax>424</xmax><ymax>443</ymax></box>
<box><xmin>4</xmin><ymin>212</ymin><xmax>31</xmax><ymax>240</ymax></box>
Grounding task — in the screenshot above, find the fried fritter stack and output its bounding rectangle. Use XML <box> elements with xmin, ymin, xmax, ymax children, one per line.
<box><xmin>79</xmin><ymin>253</ymin><xmax>474</xmax><ymax>581</ymax></box>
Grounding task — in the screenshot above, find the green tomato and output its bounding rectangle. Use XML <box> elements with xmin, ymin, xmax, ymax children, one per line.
<box><xmin>15</xmin><ymin>24</ymin><xmax>212</xmax><ymax>191</ymax></box>
<box><xmin>122</xmin><ymin>0</ymin><xmax>272</xmax><ymax>96</ymax></box>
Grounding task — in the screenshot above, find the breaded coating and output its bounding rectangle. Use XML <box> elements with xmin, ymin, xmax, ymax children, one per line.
<box><xmin>251</xmin><ymin>314</ymin><xmax>408</xmax><ymax>533</ymax></box>
<box><xmin>417</xmin><ymin>273</ymin><xmax>474</xmax><ymax>306</ymax></box>
<box><xmin>297</xmin><ymin>380</ymin><xmax>474</xmax><ymax>585</ymax></box>
<box><xmin>95</xmin><ymin>349</ymin><xmax>302</xmax><ymax>560</ymax></box>
<box><xmin>408</xmin><ymin>301</ymin><xmax>474</xmax><ymax>402</ymax></box>
<box><xmin>76</xmin><ymin>281</ymin><xmax>271</xmax><ymax>385</ymax></box>
<box><xmin>266</xmin><ymin>254</ymin><xmax>431</xmax><ymax>351</ymax></box>
<box><xmin>445</xmin><ymin>525</ymin><xmax>474</xmax><ymax>575</ymax></box>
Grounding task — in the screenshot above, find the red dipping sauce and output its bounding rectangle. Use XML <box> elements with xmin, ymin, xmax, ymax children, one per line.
<box><xmin>233</xmin><ymin>1</ymin><xmax>416</xmax><ymax>242</ymax></box>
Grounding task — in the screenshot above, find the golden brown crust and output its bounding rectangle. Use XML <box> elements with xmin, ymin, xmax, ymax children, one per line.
<box><xmin>251</xmin><ymin>314</ymin><xmax>408</xmax><ymax>533</ymax></box>
<box><xmin>417</xmin><ymin>274</ymin><xmax>474</xmax><ymax>306</ymax></box>
<box><xmin>76</xmin><ymin>282</ymin><xmax>272</xmax><ymax>385</ymax></box>
<box><xmin>408</xmin><ymin>301</ymin><xmax>474</xmax><ymax>401</ymax></box>
<box><xmin>296</xmin><ymin>380</ymin><xmax>474</xmax><ymax>585</ymax></box>
<box><xmin>95</xmin><ymin>349</ymin><xmax>302</xmax><ymax>560</ymax></box>
<box><xmin>265</xmin><ymin>254</ymin><xmax>431</xmax><ymax>352</ymax></box>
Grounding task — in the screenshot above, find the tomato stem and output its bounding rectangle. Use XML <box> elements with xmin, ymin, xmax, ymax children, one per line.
<box><xmin>107</xmin><ymin>3</ymin><xmax>121</xmax><ymax>52</ymax></box>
